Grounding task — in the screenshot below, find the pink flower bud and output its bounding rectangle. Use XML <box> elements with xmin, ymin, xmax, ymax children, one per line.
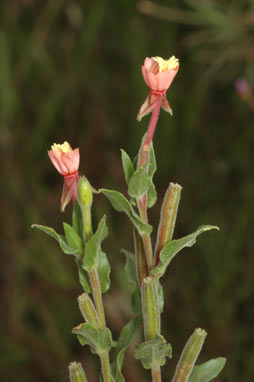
<box><xmin>137</xmin><ymin>56</ymin><xmax>179</xmax><ymax>121</ymax></box>
<box><xmin>48</xmin><ymin>141</ymin><xmax>80</xmax><ymax>211</ymax></box>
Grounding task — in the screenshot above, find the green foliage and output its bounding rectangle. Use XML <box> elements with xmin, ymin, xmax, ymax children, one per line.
<box><xmin>72</xmin><ymin>202</ymin><xmax>83</xmax><ymax>238</ymax></box>
<box><xmin>72</xmin><ymin>324</ymin><xmax>116</xmax><ymax>356</ymax></box>
<box><xmin>122</xmin><ymin>249</ymin><xmax>142</xmax><ymax>314</ymax></box>
<box><xmin>135</xmin><ymin>335</ymin><xmax>172</xmax><ymax>369</ymax></box>
<box><xmin>97</xmin><ymin>251</ymin><xmax>111</xmax><ymax>293</ymax></box>
<box><xmin>111</xmin><ymin>317</ymin><xmax>141</xmax><ymax>381</ymax></box>
<box><xmin>189</xmin><ymin>357</ymin><xmax>227</xmax><ymax>382</ymax></box>
<box><xmin>100</xmin><ymin>189</ymin><xmax>152</xmax><ymax>235</ymax></box>
<box><xmin>76</xmin><ymin>259</ymin><xmax>91</xmax><ymax>294</ymax></box>
<box><xmin>151</xmin><ymin>225</ymin><xmax>219</xmax><ymax>278</ymax></box>
<box><xmin>83</xmin><ymin>216</ymin><xmax>108</xmax><ymax>272</ymax></box>
<box><xmin>121</xmin><ymin>149</ymin><xmax>135</xmax><ymax>185</ymax></box>
<box><xmin>128</xmin><ymin>167</ymin><xmax>152</xmax><ymax>199</ymax></box>
<box><xmin>32</xmin><ymin>224</ymin><xmax>81</xmax><ymax>257</ymax></box>
<box><xmin>63</xmin><ymin>222</ymin><xmax>83</xmax><ymax>253</ymax></box>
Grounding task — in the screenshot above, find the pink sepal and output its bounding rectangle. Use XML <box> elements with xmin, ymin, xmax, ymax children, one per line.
<box><xmin>137</xmin><ymin>91</ymin><xmax>173</xmax><ymax>121</ymax></box>
<box><xmin>61</xmin><ymin>172</ymin><xmax>79</xmax><ymax>212</ymax></box>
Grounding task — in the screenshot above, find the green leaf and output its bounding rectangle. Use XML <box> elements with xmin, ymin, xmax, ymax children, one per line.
<box><xmin>131</xmin><ymin>286</ymin><xmax>142</xmax><ymax>315</ymax></box>
<box><xmin>135</xmin><ymin>335</ymin><xmax>172</xmax><ymax>369</ymax></box>
<box><xmin>111</xmin><ymin>317</ymin><xmax>141</xmax><ymax>382</ymax></box>
<box><xmin>63</xmin><ymin>222</ymin><xmax>83</xmax><ymax>254</ymax></box>
<box><xmin>32</xmin><ymin>224</ymin><xmax>80</xmax><ymax>257</ymax></box>
<box><xmin>100</xmin><ymin>189</ymin><xmax>152</xmax><ymax>235</ymax></box>
<box><xmin>189</xmin><ymin>357</ymin><xmax>226</xmax><ymax>382</ymax></box>
<box><xmin>83</xmin><ymin>216</ymin><xmax>108</xmax><ymax>272</ymax></box>
<box><xmin>76</xmin><ymin>259</ymin><xmax>91</xmax><ymax>293</ymax></box>
<box><xmin>98</xmin><ymin>251</ymin><xmax>111</xmax><ymax>293</ymax></box>
<box><xmin>148</xmin><ymin>142</ymin><xmax>157</xmax><ymax>177</ymax></box>
<box><xmin>121</xmin><ymin>149</ymin><xmax>134</xmax><ymax>185</ymax></box>
<box><xmin>151</xmin><ymin>225</ymin><xmax>219</xmax><ymax>278</ymax></box>
<box><xmin>73</xmin><ymin>323</ymin><xmax>116</xmax><ymax>356</ymax></box>
<box><xmin>147</xmin><ymin>183</ymin><xmax>157</xmax><ymax>208</ymax></box>
<box><xmin>72</xmin><ymin>201</ymin><xmax>83</xmax><ymax>238</ymax></box>
<box><xmin>122</xmin><ymin>250</ymin><xmax>138</xmax><ymax>286</ymax></box>
<box><xmin>121</xmin><ymin>250</ymin><xmax>141</xmax><ymax>314</ymax></box>
<box><xmin>128</xmin><ymin>167</ymin><xmax>152</xmax><ymax>199</ymax></box>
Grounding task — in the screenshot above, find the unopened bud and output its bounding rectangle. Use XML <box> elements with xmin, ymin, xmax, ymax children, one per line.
<box><xmin>172</xmin><ymin>328</ymin><xmax>207</xmax><ymax>382</ymax></box>
<box><xmin>77</xmin><ymin>176</ymin><xmax>93</xmax><ymax>208</ymax></box>
<box><xmin>141</xmin><ymin>277</ymin><xmax>160</xmax><ymax>340</ymax></box>
<box><xmin>78</xmin><ymin>293</ymin><xmax>100</xmax><ymax>329</ymax></box>
<box><xmin>154</xmin><ymin>182</ymin><xmax>182</xmax><ymax>267</ymax></box>
<box><xmin>69</xmin><ymin>361</ymin><xmax>87</xmax><ymax>382</ymax></box>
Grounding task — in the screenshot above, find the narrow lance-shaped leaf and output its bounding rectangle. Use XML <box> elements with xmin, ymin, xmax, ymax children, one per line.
<box><xmin>72</xmin><ymin>201</ymin><xmax>83</xmax><ymax>238</ymax></box>
<box><xmin>100</xmin><ymin>189</ymin><xmax>152</xmax><ymax>235</ymax></box>
<box><xmin>189</xmin><ymin>357</ymin><xmax>226</xmax><ymax>382</ymax></box>
<box><xmin>76</xmin><ymin>258</ymin><xmax>91</xmax><ymax>293</ymax></box>
<box><xmin>151</xmin><ymin>225</ymin><xmax>219</xmax><ymax>278</ymax></box>
<box><xmin>121</xmin><ymin>249</ymin><xmax>142</xmax><ymax>314</ymax></box>
<box><xmin>121</xmin><ymin>149</ymin><xmax>134</xmax><ymax>185</ymax></box>
<box><xmin>111</xmin><ymin>317</ymin><xmax>141</xmax><ymax>382</ymax></box>
<box><xmin>98</xmin><ymin>250</ymin><xmax>111</xmax><ymax>293</ymax></box>
<box><xmin>63</xmin><ymin>222</ymin><xmax>83</xmax><ymax>254</ymax></box>
<box><xmin>32</xmin><ymin>224</ymin><xmax>80</xmax><ymax>257</ymax></box>
<box><xmin>83</xmin><ymin>216</ymin><xmax>108</xmax><ymax>272</ymax></box>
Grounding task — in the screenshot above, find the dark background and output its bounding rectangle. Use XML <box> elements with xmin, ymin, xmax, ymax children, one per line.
<box><xmin>1</xmin><ymin>1</ymin><xmax>253</xmax><ymax>381</ymax></box>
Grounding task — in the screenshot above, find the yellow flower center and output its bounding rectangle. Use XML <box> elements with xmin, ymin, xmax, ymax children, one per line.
<box><xmin>153</xmin><ymin>56</ymin><xmax>179</xmax><ymax>72</ymax></box>
<box><xmin>51</xmin><ymin>141</ymin><xmax>72</xmax><ymax>153</ymax></box>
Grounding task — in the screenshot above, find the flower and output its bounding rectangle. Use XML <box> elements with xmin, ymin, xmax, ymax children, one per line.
<box><xmin>137</xmin><ymin>55</ymin><xmax>179</xmax><ymax>121</ymax></box>
<box><xmin>48</xmin><ymin>141</ymin><xmax>80</xmax><ymax>211</ymax></box>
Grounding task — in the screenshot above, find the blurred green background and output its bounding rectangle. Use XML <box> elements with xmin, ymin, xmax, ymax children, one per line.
<box><xmin>1</xmin><ymin>1</ymin><xmax>253</xmax><ymax>381</ymax></box>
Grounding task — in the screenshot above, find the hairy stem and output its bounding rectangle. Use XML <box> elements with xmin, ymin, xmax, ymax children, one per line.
<box><xmin>80</xmin><ymin>202</ymin><xmax>111</xmax><ymax>382</ymax></box>
<box><xmin>152</xmin><ymin>366</ymin><xmax>161</xmax><ymax>382</ymax></box>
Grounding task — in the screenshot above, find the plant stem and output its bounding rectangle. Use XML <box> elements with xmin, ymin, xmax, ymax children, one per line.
<box><xmin>101</xmin><ymin>353</ymin><xmax>112</xmax><ymax>382</ymax></box>
<box><xmin>80</xmin><ymin>202</ymin><xmax>111</xmax><ymax>382</ymax></box>
<box><xmin>137</xmin><ymin>195</ymin><xmax>154</xmax><ymax>270</ymax></box>
<box><xmin>137</xmin><ymin>97</ymin><xmax>163</xmax><ymax>382</ymax></box>
<box><xmin>88</xmin><ymin>270</ymin><xmax>106</xmax><ymax>328</ymax></box>
<box><xmin>136</xmin><ymin>97</ymin><xmax>162</xmax><ymax>271</ymax></box>
<box><xmin>152</xmin><ymin>366</ymin><xmax>161</xmax><ymax>382</ymax></box>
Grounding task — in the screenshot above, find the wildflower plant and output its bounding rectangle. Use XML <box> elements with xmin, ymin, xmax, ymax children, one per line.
<box><xmin>32</xmin><ymin>56</ymin><xmax>226</xmax><ymax>382</ymax></box>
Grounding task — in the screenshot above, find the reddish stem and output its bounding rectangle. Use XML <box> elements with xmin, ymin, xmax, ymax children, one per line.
<box><xmin>144</xmin><ymin>94</ymin><xmax>162</xmax><ymax>148</ymax></box>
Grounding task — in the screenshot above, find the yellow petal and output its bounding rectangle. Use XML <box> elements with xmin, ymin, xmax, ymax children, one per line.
<box><xmin>51</xmin><ymin>141</ymin><xmax>72</xmax><ymax>153</ymax></box>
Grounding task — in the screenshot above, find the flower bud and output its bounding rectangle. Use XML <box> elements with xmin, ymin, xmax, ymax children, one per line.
<box><xmin>141</xmin><ymin>277</ymin><xmax>160</xmax><ymax>340</ymax></box>
<box><xmin>77</xmin><ymin>176</ymin><xmax>93</xmax><ymax>208</ymax></box>
<box><xmin>154</xmin><ymin>182</ymin><xmax>182</xmax><ymax>267</ymax></box>
<box><xmin>172</xmin><ymin>328</ymin><xmax>207</xmax><ymax>382</ymax></box>
<box><xmin>78</xmin><ymin>293</ymin><xmax>100</xmax><ymax>329</ymax></box>
<box><xmin>68</xmin><ymin>361</ymin><xmax>87</xmax><ymax>382</ymax></box>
